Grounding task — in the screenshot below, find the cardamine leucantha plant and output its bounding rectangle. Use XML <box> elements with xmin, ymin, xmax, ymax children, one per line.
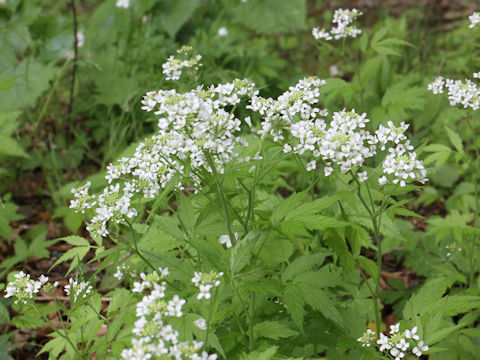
<box><xmin>9</xmin><ymin>7</ymin><xmax>480</xmax><ymax>360</ymax></box>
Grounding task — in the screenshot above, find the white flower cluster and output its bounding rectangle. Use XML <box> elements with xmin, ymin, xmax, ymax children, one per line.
<box><xmin>469</xmin><ymin>12</ymin><xmax>480</xmax><ymax>28</ymax></box>
<box><xmin>428</xmin><ymin>76</ymin><xmax>480</xmax><ymax>110</ymax></box>
<box><xmin>64</xmin><ymin>278</ymin><xmax>93</xmax><ymax>303</ymax></box>
<box><xmin>69</xmin><ymin>181</ymin><xmax>96</xmax><ymax>214</ymax></box>
<box><xmin>191</xmin><ymin>271</ymin><xmax>223</xmax><ymax>300</ymax></box>
<box><xmin>4</xmin><ymin>272</ymin><xmax>49</xmax><ymax>304</ymax></box>
<box><xmin>122</xmin><ymin>268</ymin><xmax>217</xmax><ymax>360</ymax></box>
<box><xmin>249</xmin><ymin>77</ymin><xmax>427</xmax><ymax>186</ymax></box>
<box><xmin>312</xmin><ymin>8</ymin><xmax>363</xmax><ymax>41</ymax></box>
<box><xmin>132</xmin><ymin>267</ymin><xmax>170</xmax><ymax>293</ymax></box>
<box><xmin>71</xmin><ymin>75</ymin><xmax>256</xmax><ymax>240</ymax></box>
<box><xmin>162</xmin><ymin>46</ymin><xmax>203</xmax><ymax>81</ymax></box>
<box><xmin>358</xmin><ymin>324</ymin><xmax>429</xmax><ymax>358</ymax></box>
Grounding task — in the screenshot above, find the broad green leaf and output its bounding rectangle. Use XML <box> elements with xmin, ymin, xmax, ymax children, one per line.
<box><xmin>233</xmin><ymin>0</ymin><xmax>307</xmax><ymax>34</ymax></box>
<box><xmin>293</xmin><ymin>268</ymin><xmax>342</xmax><ymax>289</ymax></box>
<box><xmin>298</xmin><ymin>285</ymin><xmax>345</xmax><ymax>328</ymax></box>
<box><xmin>253</xmin><ymin>321</ymin><xmax>299</xmax><ymax>340</ymax></box>
<box><xmin>177</xmin><ymin>192</ymin><xmax>196</xmax><ymax>235</ymax></box>
<box><xmin>282</xmin><ymin>252</ymin><xmax>330</xmax><ymax>282</ymax></box>
<box><xmin>271</xmin><ymin>191</ymin><xmax>307</xmax><ymax>225</ymax></box>
<box><xmin>158</xmin><ymin>0</ymin><xmax>200</xmax><ymax>38</ymax></box>
<box><xmin>0</xmin><ymin>135</ymin><xmax>28</xmax><ymax>158</ymax></box>
<box><xmin>444</xmin><ymin>126</ymin><xmax>464</xmax><ymax>153</ymax></box>
<box><xmin>230</xmin><ymin>232</ymin><xmax>257</xmax><ymax>276</ymax></box>
<box><xmin>283</xmin><ymin>284</ymin><xmax>305</xmax><ymax>332</ymax></box>
<box><xmin>357</xmin><ymin>256</ymin><xmax>380</xmax><ymax>284</ymax></box>
<box><xmin>50</xmin><ymin>236</ymin><xmax>91</xmax><ymax>274</ymax></box>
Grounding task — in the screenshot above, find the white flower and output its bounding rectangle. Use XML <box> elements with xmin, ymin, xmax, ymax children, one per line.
<box><xmin>396</xmin><ymin>338</ymin><xmax>410</xmax><ymax>351</ymax></box>
<box><xmin>412</xmin><ymin>340</ymin><xmax>429</xmax><ymax>356</ymax></box>
<box><xmin>358</xmin><ymin>171</ymin><xmax>368</xmax><ymax>182</ymax></box>
<box><xmin>4</xmin><ymin>272</ymin><xmax>48</xmax><ymax>304</ymax></box>
<box><xmin>76</xmin><ymin>31</ymin><xmax>85</xmax><ymax>47</ymax></box>
<box><xmin>217</xmin><ymin>27</ymin><xmax>228</xmax><ymax>37</ymax></box>
<box><xmin>162</xmin><ymin>47</ymin><xmax>202</xmax><ymax>81</ymax></box>
<box><xmin>469</xmin><ymin>12</ymin><xmax>480</xmax><ymax>28</ymax></box>
<box><xmin>329</xmin><ymin>65</ymin><xmax>339</xmax><ymax>77</ymax></box>
<box><xmin>313</xmin><ymin>8</ymin><xmax>363</xmax><ymax>41</ymax></box>
<box><xmin>192</xmin><ymin>271</ymin><xmax>223</xmax><ymax>300</ymax></box>
<box><xmin>312</xmin><ymin>27</ymin><xmax>332</xmax><ymax>40</ymax></box>
<box><xmin>377</xmin><ymin>333</ymin><xmax>391</xmax><ymax>351</ymax></box>
<box><xmin>194</xmin><ymin>318</ymin><xmax>207</xmax><ymax>330</ymax></box>
<box><xmin>116</xmin><ymin>0</ymin><xmax>129</xmax><ymax>8</ymax></box>
<box><xmin>218</xmin><ymin>234</ymin><xmax>232</xmax><ymax>248</ymax></box>
<box><xmin>306</xmin><ymin>160</ymin><xmax>317</xmax><ymax>171</ymax></box>
<box><xmin>427</xmin><ymin>76</ymin><xmax>445</xmax><ymax>94</ymax></box>
<box><xmin>64</xmin><ymin>278</ymin><xmax>92</xmax><ymax>302</ymax></box>
<box><xmin>390</xmin><ymin>323</ymin><xmax>400</xmax><ymax>334</ymax></box>
<box><xmin>474</xmin><ymin>72</ymin><xmax>480</xmax><ymax>79</ymax></box>
<box><xmin>379</xmin><ymin>175</ymin><xmax>387</xmax><ymax>185</ymax></box>
<box><xmin>404</xmin><ymin>326</ymin><xmax>419</xmax><ymax>340</ymax></box>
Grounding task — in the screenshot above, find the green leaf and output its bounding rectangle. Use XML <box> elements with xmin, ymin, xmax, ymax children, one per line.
<box><xmin>253</xmin><ymin>321</ymin><xmax>299</xmax><ymax>340</ymax></box>
<box><xmin>297</xmin><ymin>285</ymin><xmax>345</xmax><ymax>329</ymax></box>
<box><xmin>444</xmin><ymin>126</ymin><xmax>464</xmax><ymax>153</ymax></box>
<box><xmin>282</xmin><ymin>252</ymin><xmax>330</xmax><ymax>282</ymax></box>
<box><xmin>230</xmin><ymin>232</ymin><xmax>257</xmax><ymax>276</ymax></box>
<box><xmin>158</xmin><ymin>0</ymin><xmax>200</xmax><ymax>38</ymax></box>
<box><xmin>357</xmin><ymin>256</ymin><xmax>380</xmax><ymax>284</ymax></box>
<box><xmin>271</xmin><ymin>191</ymin><xmax>307</xmax><ymax>225</ymax></box>
<box><xmin>233</xmin><ymin>0</ymin><xmax>306</xmax><ymax>34</ymax></box>
<box><xmin>0</xmin><ymin>135</ymin><xmax>28</xmax><ymax>158</ymax></box>
<box><xmin>50</xmin><ymin>236</ymin><xmax>91</xmax><ymax>275</ymax></box>
<box><xmin>177</xmin><ymin>192</ymin><xmax>196</xmax><ymax>235</ymax></box>
<box><xmin>359</xmin><ymin>31</ymin><xmax>369</xmax><ymax>53</ymax></box>
<box><xmin>283</xmin><ymin>284</ymin><xmax>306</xmax><ymax>332</ymax></box>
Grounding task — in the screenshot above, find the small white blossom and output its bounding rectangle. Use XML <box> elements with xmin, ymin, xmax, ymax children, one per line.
<box><xmin>358</xmin><ymin>171</ymin><xmax>368</xmax><ymax>182</ymax></box>
<box><xmin>76</xmin><ymin>31</ymin><xmax>85</xmax><ymax>47</ymax></box>
<box><xmin>469</xmin><ymin>12</ymin><xmax>480</xmax><ymax>28</ymax></box>
<box><xmin>64</xmin><ymin>278</ymin><xmax>92</xmax><ymax>302</ymax></box>
<box><xmin>313</xmin><ymin>8</ymin><xmax>363</xmax><ymax>41</ymax></box>
<box><xmin>4</xmin><ymin>272</ymin><xmax>47</xmax><ymax>304</ymax></box>
<box><xmin>217</xmin><ymin>27</ymin><xmax>228</xmax><ymax>37</ymax></box>
<box><xmin>192</xmin><ymin>271</ymin><xmax>223</xmax><ymax>300</ymax></box>
<box><xmin>218</xmin><ymin>234</ymin><xmax>233</xmax><ymax>248</ymax></box>
<box><xmin>427</xmin><ymin>76</ymin><xmax>445</xmax><ymax>94</ymax></box>
<box><xmin>194</xmin><ymin>318</ymin><xmax>207</xmax><ymax>330</ymax></box>
<box><xmin>162</xmin><ymin>46</ymin><xmax>202</xmax><ymax>81</ymax></box>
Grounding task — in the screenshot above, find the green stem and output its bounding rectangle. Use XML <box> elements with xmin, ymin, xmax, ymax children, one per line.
<box><xmin>205</xmin><ymin>153</ymin><xmax>237</xmax><ymax>246</ymax></box>
<box><xmin>350</xmin><ymin>172</ymin><xmax>382</xmax><ymax>335</ymax></box>
<box><xmin>205</xmin><ymin>287</ymin><xmax>220</xmax><ymax>348</ymax></box>
<box><xmin>231</xmin><ymin>278</ymin><xmax>255</xmax><ymax>351</ymax></box>
<box><xmin>30</xmin><ymin>304</ymin><xmax>86</xmax><ymax>359</ymax></box>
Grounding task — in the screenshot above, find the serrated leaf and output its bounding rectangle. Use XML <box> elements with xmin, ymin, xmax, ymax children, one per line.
<box><xmin>230</xmin><ymin>231</ymin><xmax>257</xmax><ymax>276</ymax></box>
<box><xmin>271</xmin><ymin>191</ymin><xmax>307</xmax><ymax>225</ymax></box>
<box><xmin>282</xmin><ymin>252</ymin><xmax>330</xmax><ymax>282</ymax></box>
<box><xmin>357</xmin><ymin>256</ymin><xmax>380</xmax><ymax>284</ymax></box>
<box><xmin>298</xmin><ymin>285</ymin><xmax>345</xmax><ymax>328</ymax></box>
<box><xmin>293</xmin><ymin>268</ymin><xmax>342</xmax><ymax>288</ymax></box>
<box><xmin>0</xmin><ymin>135</ymin><xmax>28</xmax><ymax>158</ymax></box>
<box><xmin>444</xmin><ymin>126</ymin><xmax>463</xmax><ymax>153</ymax></box>
<box><xmin>254</xmin><ymin>321</ymin><xmax>299</xmax><ymax>340</ymax></box>
<box><xmin>50</xmin><ymin>236</ymin><xmax>91</xmax><ymax>274</ymax></box>
<box><xmin>283</xmin><ymin>284</ymin><xmax>305</xmax><ymax>332</ymax></box>
<box><xmin>158</xmin><ymin>0</ymin><xmax>200</xmax><ymax>38</ymax></box>
<box><xmin>233</xmin><ymin>0</ymin><xmax>306</xmax><ymax>34</ymax></box>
